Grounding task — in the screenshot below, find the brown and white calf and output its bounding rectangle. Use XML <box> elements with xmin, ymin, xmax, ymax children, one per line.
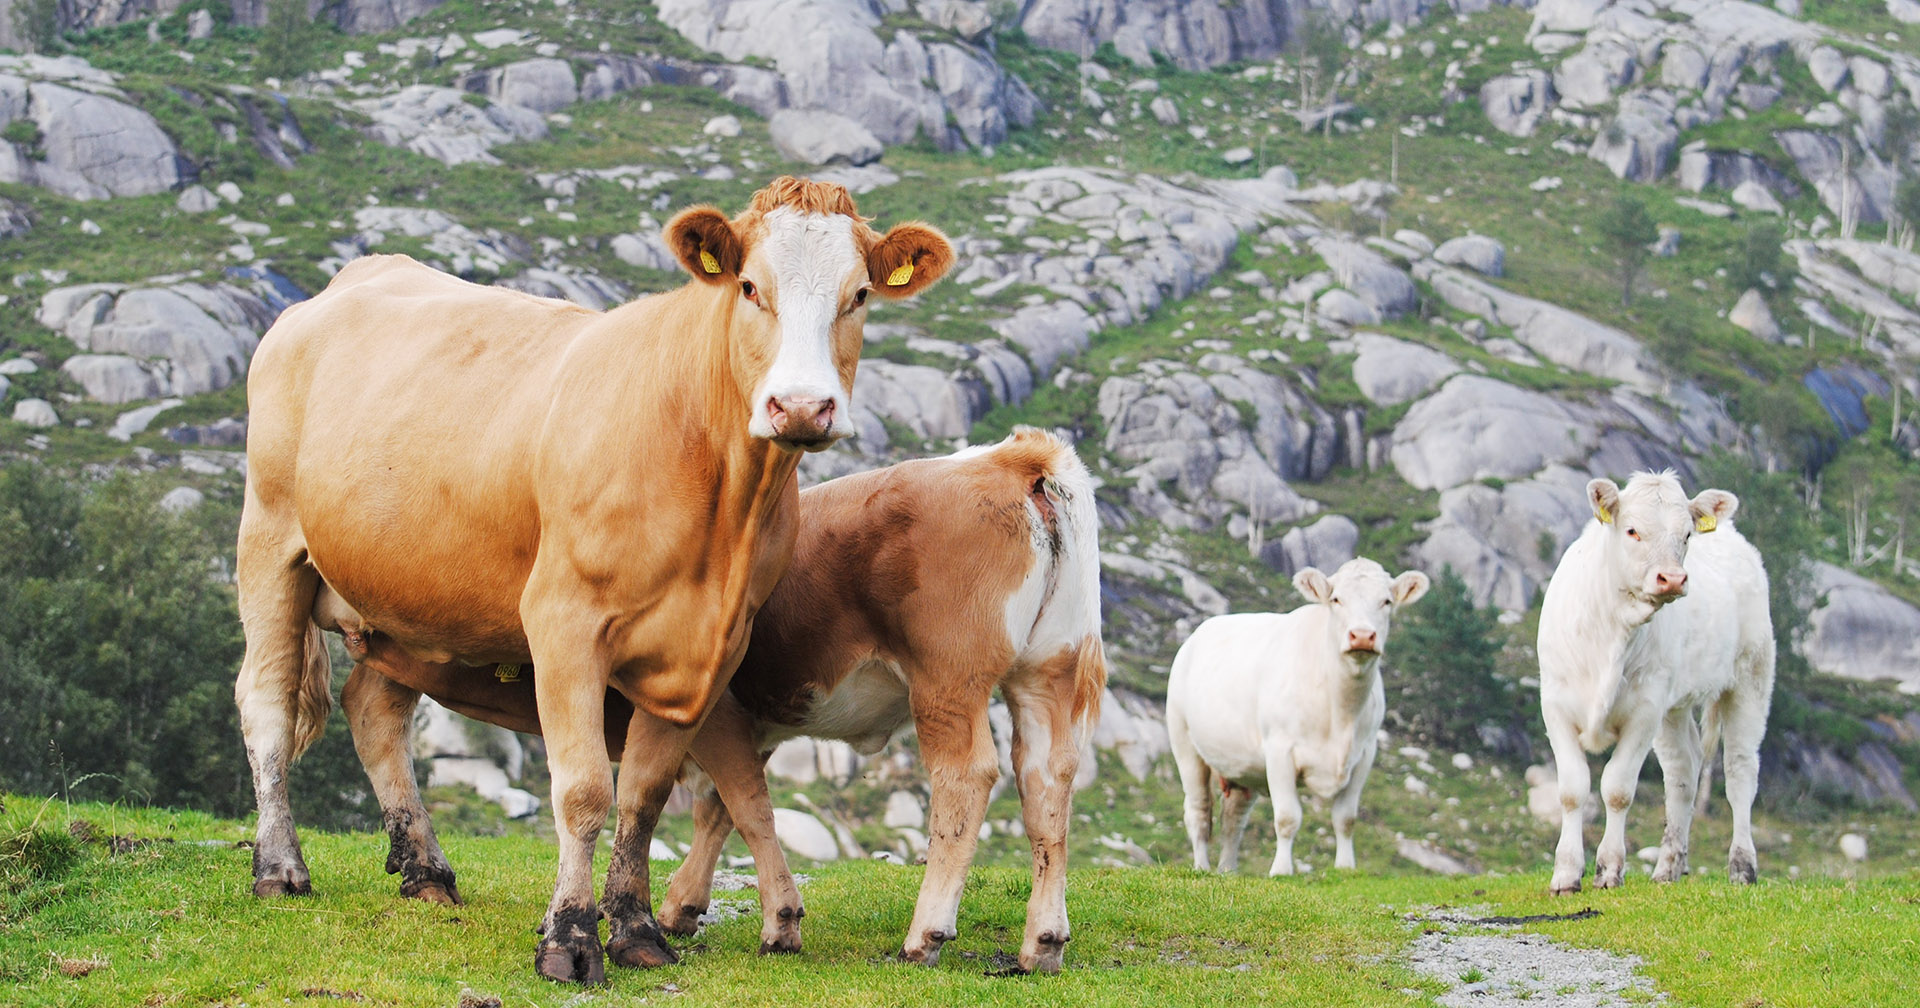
<box><xmin>658</xmin><ymin>428</ymin><xmax>1106</xmax><ymax>974</ymax></box>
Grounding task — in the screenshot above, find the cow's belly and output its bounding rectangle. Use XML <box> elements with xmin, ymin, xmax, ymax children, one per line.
<box><xmin>762</xmin><ymin>658</ymin><xmax>913</xmax><ymax>755</ymax></box>
<box><xmin>1189</xmin><ymin>722</ymin><xmax>1271</xmax><ymax>791</ymax></box>
<box><xmin>311</xmin><ymin>565</ymin><xmax>530</xmax><ymax>667</ymax></box>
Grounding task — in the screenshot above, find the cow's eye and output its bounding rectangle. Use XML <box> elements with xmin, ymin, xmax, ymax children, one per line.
<box><xmin>1626</xmin><ymin>528</ymin><xmax>1640</xmax><ymax>541</ymax></box>
<box><xmin>1330</xmin><ymin>596</ymin><xmax>1341</xmax><ymax>605</ymax></box>
<box><xmin>854</xmin><ymin>288</ymin><xmax>869</xmax><ymax>306</ymax></box>
<box><xmin>740</xmin><ymin>280</ymin><xmax>758</xmax><ymax>301</ymax></box>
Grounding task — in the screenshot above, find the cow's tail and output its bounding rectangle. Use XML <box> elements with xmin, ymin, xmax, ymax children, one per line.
<box><xmin>995</xmin><ymin>425</ymin><xmax>1108</xmax><ymax>734</ymax></box>
<box><xmin>290</xmin><ymin>622</ymin><xmax>333</xmax><ymax>761</ymax></box>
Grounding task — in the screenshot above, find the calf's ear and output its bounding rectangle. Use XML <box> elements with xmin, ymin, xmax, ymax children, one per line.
<box><xmin>1586</xmin><ymin>478</ymin><xmax>1621</xmax><ymax>525</ymax></box>
<box><xmin>1391</xmin><ymin>570</ymin><xmax>1431</xmax><ymax>606</ymax></box>
<box><xmin>867</xmin><ymin>222</ymin><xmax>954</xmax><ymax>298</ymax></box>
<box><xmin>1293</xmin><ymin>567</ymin><xmax>1333</xmax><ymax>604</ymax></box>
<box><xmin>666</xmin><ymin>206</ymin><xmax>744</xmax><ymax>283</ymax></box>
<box><xmin>1689</xmin><ymin>489</ymin><xmax>1738</xmax><ymax>533</ymax></box>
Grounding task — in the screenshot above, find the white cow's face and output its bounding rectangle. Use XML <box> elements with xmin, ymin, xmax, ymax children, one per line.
<box><xmin>665</xmin><ymin>180</ymin><xmax>952</xmax><ymax>452</ymax></box>
<box><xmin>1294</xmin><ymin>558</ymin><xmax>1430</xmax><ymax>662</ymax></box>
<box><xmin>1587</xmin><ymin>472</ymin><xmax>1737</xmax><ymax>610</ymax></box>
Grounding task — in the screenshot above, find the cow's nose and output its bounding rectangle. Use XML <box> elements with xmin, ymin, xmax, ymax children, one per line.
<box><xmin>1654</xmin><ymin>569</ymin><xmax>1688</xmax><ymax>597</ymax></box>
<box><xmin>1346</xmin><ymin>629</ymin><xmax>1378</xmax><ymax>653</ymax></box>
<box><xmin>767</xmin><ymin>395</ymin><xmax>836</xmax><ymax>447</ymax></box>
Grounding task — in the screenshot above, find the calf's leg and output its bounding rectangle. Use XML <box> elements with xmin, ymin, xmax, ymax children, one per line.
<box><xmin>1264</xmin><ymin>749</ymin><xmax>1302</xmax><ymax>877</ymax></box>
<box><xmin>1717</xmin><ymin>687</ymin><xmax>1770</xmax><ymax>883</ymax></box>
<box><xmin>901</xmin><ymin>676</ymin><xmax>999</xmax><ymax>967</ymax></box>
<box><xmin>1594</xmin><ymin>717</ymin><xmax>1658</xmax><ymax>889</ymax></box>
<box><xmin>1003</xmin><ymin>650</ymin><xmax>1088</xmax><ymax>975</ymax></box>
<box><xmin>676</xmin><ymin>694</ymin><xmax>803</xmax><ymax>953</ymax></box>
<box><xmin>1650</xmin><ymin>707</ymin><xmax>1703</xmax><ymax>883</ymax></box>
<box><xmin>1217</xmin><ymin>786</ymin><xmax>1255</xmax><ymax>874</ymax></box>
<box><xmin>659</xmin><ymin>767</ymin><xmax>729</xmax><ymax>937</ymax></box>
<box><xmin>342</xmin><ymin>663</ymin><xmax>459</xmax><ymax>904</ymax></box>
<box><xmin>1331</xmin><ymin>742</ymin><xmax>1377</xmax><ymax>871</ymax></box>
<box><xmin>1168</xmin><ymin>705</ymin><xmax>1215</xmax><ymax>872</ymax></box>
<box><xmin>1543</xmin><ymin>714</ymin><xmax>1591</xmax><ymax>895</ymax></box>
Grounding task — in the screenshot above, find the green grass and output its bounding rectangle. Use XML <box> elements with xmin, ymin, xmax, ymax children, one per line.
<box><xmin>3</xmin><ymin>795</ymin><xmax>1916</xmax><ymax>1006</ymax></box>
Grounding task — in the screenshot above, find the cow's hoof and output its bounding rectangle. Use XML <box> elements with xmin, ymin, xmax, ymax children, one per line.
<box><xmin>903</xmin><ymin>928</ymin><xmax>951</xmax><ymax>967</ymax></box>
<box><xmin>400</xmin><ymin>877</ymin><xmax>462</xmax><ymax>905</ymax></box>
<box><xmin>536</xmin><ymin>938</ymin><xmax>607</xmax><ymax>985</ymax></box>
<box><xmin>607</xmin><ymin>933</ymin><xmax>679</xmax><ymax>968</ymax></box>
<box><xmin>1728</xmin><ymin>848</ymin><xmax>1757</xmax><ymax>884</ymax></box>
<box><xmin>657</xmin><ymin>904</ymin><xmax>705</xmax><ymax>937</ymax></box>
<box><xmin>1020</xmin><ymin>931</ymin><xmax>1069</xmax><ymax>975</ymax></box>
<box><xmin>1548</xmin><ymin>876</ymin><xmax>1582</xmax><ymax>896</ymax></box>
<box><xmin>1594</xmin><ymin>870</ymin><xmax>1623</xmax><ymax>889</ymax></box>
<box><xmin>252</xmin><ymin>875</ymin><xmax>311</xmax><ymax>898</ymax></box>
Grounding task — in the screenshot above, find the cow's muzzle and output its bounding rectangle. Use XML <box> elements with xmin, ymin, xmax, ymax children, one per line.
<box><xmin>766</xmin><ymin>395</ymin><xmax>838</xmax><ymax>449</ymax></box>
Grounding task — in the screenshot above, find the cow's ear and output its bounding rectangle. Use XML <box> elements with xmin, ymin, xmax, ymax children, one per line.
<box><xmin>666</xmin><ymin>206</ymin><xmax>744</xmax><ymax>284</ymax></box>
<box><xmin>1587</xmin><ymin>478</ymin><xmax>1621</xmax><ymax>526</ymax></box>
<box><xmin>1391</xmin><ymin>570</ymin><xmax>1431</xmax><ymax>607</ymax></box>
<box><xmin>867</xmin><ymin>222</ymin><xmax>953</xmax><ymax>299</ymax></box>
<box><xmin>1689</xmin><ymin>489</ymin><xmax>1738</xmax><ymax>533</ymax></box>
<box><xmin>1293</xmin><ymin>567</ymin><xmax>1332</xmax><ymax>604</ymax></box>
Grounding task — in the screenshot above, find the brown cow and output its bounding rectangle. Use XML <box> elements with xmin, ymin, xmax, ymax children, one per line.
<box><xmin>233</xmin><ymin>176</ymin><xmax>952</xmax><ymax>983</ymax></box>
<box><xmin>661</xmin><ymin>427</ymin><xmax>1108</xmax><ymax>974</ymax></box>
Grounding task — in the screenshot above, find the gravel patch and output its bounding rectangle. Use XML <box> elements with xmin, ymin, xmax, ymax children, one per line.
<box><xmin>1407</xmin><ymin>914</ymin><xmax>1667</xmax><ymax>1007</ymax></box>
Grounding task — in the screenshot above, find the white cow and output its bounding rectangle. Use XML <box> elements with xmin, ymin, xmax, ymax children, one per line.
<box><xmin>1537</xmin><ymin>471</ymin><xmax>1775</xmax><ymax>894</ymax></box>
<box><xmin>1167</xmin><ymin>558</ymin><xmax>1430</xmax><ymax>875</ymax></box>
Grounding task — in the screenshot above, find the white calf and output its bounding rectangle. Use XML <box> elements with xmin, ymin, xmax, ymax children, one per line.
<box><xmin>1537</xmin><ymin>471</ymin><xmax>1774</xmax><ymax>894</ymax></box>
<box><xmin>1167</xmin><ymin>558</ymin><xmax>1430</xmax><ymax>876</ymax></box>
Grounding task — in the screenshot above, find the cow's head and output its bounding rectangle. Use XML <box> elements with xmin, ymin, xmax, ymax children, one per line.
<box><xmin>665</xmin><ymin>176</ymin><xmax>953</xmax><ymax>451</ymax></box>
<box><xmin>1293</xmin><ymin>558</ymin><xmax>1429</xmax><ymax>664</ymax></box>
<box><xmin>1586</xmin><ymin>471</ymin><xmax>1737</xmax><ymax>609</ymax></box>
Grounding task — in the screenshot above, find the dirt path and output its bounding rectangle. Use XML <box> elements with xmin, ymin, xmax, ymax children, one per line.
<box><xmin>1406</xmin><ymin>909</ymin><xmax>1667</xmax><ymax>1007</ymax></box>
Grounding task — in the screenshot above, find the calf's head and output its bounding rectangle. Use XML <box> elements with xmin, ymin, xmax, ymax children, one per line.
<box><xmin>1587</xmin><ymin>470</ymin><xmax>1737</xmax><ymax>608</ymax></box>
<box><xmin>666</xmin><ymin>176</ymin><xmax>953</xmax><ymax>451</ymax></box>
<box><xmin>1293</xmin><ymin>558</ymin><xmax>1430</xmax><ymax>663</ymax></box>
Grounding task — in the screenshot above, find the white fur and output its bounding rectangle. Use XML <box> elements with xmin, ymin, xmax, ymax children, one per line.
<box><xmin>765</xmin><ymin>657</ymin><xmax>911</xmax><ymax>756</ymax></box>
<box><xmin>1166</xmin><ymin>559</ymin><xmax>1427</xmax><ymax>875</ymax></box>
<box><xmin>1537</xmin><ymin>471</ymin><xmax>1775</xmax><ymax>893</ymax></box>
<box><xmin>746</xmin><ymin>207</ymin><xmax>858</xmax><ymax>442</ymax></box>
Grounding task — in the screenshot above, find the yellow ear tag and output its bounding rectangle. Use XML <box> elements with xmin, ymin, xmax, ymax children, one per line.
<box><xmin>699</xmin><ymin>249</ymin><xmax>721</xmax><ymax>275</ymax></box>
<box><xmin>1596</xmin><ymin>504</ymin><xmax>1613</xmax><ymax>525</ymax></box>
<box><xmin>886</xmin><ymin>262</ymin><xmax>914</xmax><ymax>287</ymax></box>
<box><xmin>1695</xmin><ymin>513</ymin><xmax>1718</xmax><ymax>534</ymax></box>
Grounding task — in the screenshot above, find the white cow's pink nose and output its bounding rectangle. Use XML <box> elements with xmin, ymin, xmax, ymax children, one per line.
<box><xmin>1654</xmin><ymin>569</ymin><xmax>1688</xmax><ymax>598</ymax></box>
<box><xmin>1346</xmin><ymin>629</ymin><xmax>1378</xmax><ymax>653</ymax></box>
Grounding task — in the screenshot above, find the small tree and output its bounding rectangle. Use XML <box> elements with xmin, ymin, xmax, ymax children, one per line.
<box><xmin>257</xmin><ymin>0</ymin><xmax>318</xmax><ymax>81</ymax></box>
<box><xmin>1383</xmin><ymin>566</ymin><xmax>1511</xmax><ymax>753</ymax></box>
<box><xmin>9</xmin><ymin>0</ymin><xmax>61</xmax><ymax>53</ymax></box>
<box><xmin>1292</xmin><ymin>10</ymin><xmax>1346</xmax><ymax>134</ymax></box>
<box><xmin>1597</xmin><ymin>192</ymin><xmax>1658</xmax><ymax>308</ymax></box>
<box><xmin>1730</xmin><ymin>220</ymin><xmax>1793</xmax><ymax>294</ymax></box>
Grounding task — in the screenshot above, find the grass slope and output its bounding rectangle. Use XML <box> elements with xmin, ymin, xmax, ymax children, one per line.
<box><xmin>4</xmin><ymin>797</ymin><xmax>1917</xmax><ymax>1007</ymax></box>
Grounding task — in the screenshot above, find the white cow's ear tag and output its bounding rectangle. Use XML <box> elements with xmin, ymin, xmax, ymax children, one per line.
<box><xmin>700</xmin><ymin>249</ymin><xmax>722</xmax><ymax>274</ymax></box>
<box><xmin>886</xmin><ymin>261</ymin><xmax>914</xmax><ymax>286</ymax></box>
<box><xmin>1695</xmin><ymin>513</ymin><xmax>1717</xmax><ymax>533</ymax></box>
<box><xmin>1596</xmin><ymin>504</ymin><xmax>1613</xmax><ymax>525</ymax></box>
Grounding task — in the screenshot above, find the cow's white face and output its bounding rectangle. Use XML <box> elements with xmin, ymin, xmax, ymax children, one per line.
<box><xmin>1587</xmin><ymin>472</ymin><xmax>1737</xmax><ymax>612</ymax></box>
<box><xmin>665</xmin><ymin>184</ymin><xmax>952</xmax><ymax>452</ymax></box>
<box><xmin>1293</xmin><ymin>558</ymin><xmax>1429</xmax><ymax>662</ymax></box>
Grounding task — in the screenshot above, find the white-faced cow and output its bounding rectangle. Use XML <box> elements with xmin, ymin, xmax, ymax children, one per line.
<box><xmin>658</xmin><ymin>427</ymin><xmax>1106</xmax><ymax>974</ymax></box>
<box><xmin>1167</xmin><ymin>558</ymin><xmax>1430</xmax><ymax>876</ymax></box>
<box><xmin>234</xmin><ymin>177</ymin><xmax>952</xmax><ymax>982</ymax></box>
<box><xmin>1536</xmin><ymin>470</ymin><xmax>1774</xmax><ymax>894</ymax></box>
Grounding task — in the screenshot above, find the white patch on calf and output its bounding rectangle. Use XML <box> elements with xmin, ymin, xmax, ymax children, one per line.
<box><xmin>747</xmin><ymin>207</ymin><xmax>860</xmax><ymax>441</ymax></box>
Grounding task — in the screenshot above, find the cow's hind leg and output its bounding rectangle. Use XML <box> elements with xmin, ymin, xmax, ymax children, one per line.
<box><xmin>602</xmin><ymin>706</ymin><xmax>701</xmax><ymax>970</ymax></box>
<box><xmin>1650</xmin><ymin>707</ymin><xmax>1703</xmax><ymax>884</ymax></box>
<box><xmin>1594</xmin><ymin>717</ymin><xmax>1658</xmax><ymax>889</ymax></box>
<box><xmin>1717</xmin><ymin>687</ymin><xmax>1769</xmax><ymax>883</ymax></box>
<box><xmin>1168</xmin><ymin>703</ymin><xmax>1216</xmax><ymax>872</ymax></box>
<box><xmin>1003</xmin><ymin>647</ymin><xmax>1089</xmax><ymax>975</ymax></box>
<box><xmin>234</xmin><ymin>506</ymin><xmax>328</xmax><ymax>898</ymax></box>
<box><xmin>659</xmin><ymin>766</ymin><xmax>729</xmax><ymax>937</ymax></box>
<box><xmin>1217</xmin><ymin>785</ymin><xmax>1256</xmax><ymax>874</ymax></box>
<box><xmin>342</xmin><ymin>662</ymin><xmax>459</xmax><ymax>904</ymax></box>
<box><xmin>901</xmin><ymin>669</ymin><xmax>999</xmax><ymax>968</ymax></box>
<box><xmin>1331</xmin><ymin>742</ymin><xmax>1377</xmax><ymax>871</ymax></box>
<box><xmin>674</xmin><ymin>694</ymin><xmax>802</xmax><ymax>953</ymax></box>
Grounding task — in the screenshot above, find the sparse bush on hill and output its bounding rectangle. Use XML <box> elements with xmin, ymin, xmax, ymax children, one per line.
<box><xmin>1384</xmin><ymin>566</ymin><xmax>1521</xmax><ymax>755</ymax></box>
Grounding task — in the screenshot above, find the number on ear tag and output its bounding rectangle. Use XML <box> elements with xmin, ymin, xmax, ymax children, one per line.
<box><xmin>699</xmin><ymin>249</ymin><xmax>722</xmax><ymax>274</ymax></box>
<box><xmin>1695</xmin><ymin>513</ymin><xmax>1717</xmax><ymax>533</ymax></box>
<box><xmin>886</xmin><ymin>262</ymin><xmax>914</xmax><ymax>286</ymax></box>
<box><xmin>495</xmin><ymin>663</ymin><xmax>522</xmax><ymax>683</ymax></box>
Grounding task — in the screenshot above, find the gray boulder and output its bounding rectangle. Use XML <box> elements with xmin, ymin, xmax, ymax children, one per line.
<box><xmin>769</xmin><ymin>109</ymin><xmax>883</xmax><ymax>166</ymax></box>
<box><xmin>851</xmin><ymin>359</ymin><xmax>974</xmax><ymax>440</ymax></box>
<box><xmin>1259</xmin><ymin>514</ymin><xmax>1359</xmax><ymax>576</ymax></box>
<box><xmin>12</xmin><ymin>397</ymin><xmax>57</xmax><ymax>427</ymax></box>
<box><xmin>1803</xmin><ymin>562</ymin><xmax>1920</xmax><ymax>692</ymax></box>
<box><xmin>1588</xmin><ymin>91</ymin><xmax>1677</xmax><ymax>182</ymax></box>
<box><xmin>1675</xmin><ymin>143</ymin><xmax>1799</xmax><ymax>199</ymax></box>
<box><xmin>1730</xmin><ymin>179</ymin><xmax>1784</xmax><ymax>214</ymax></box>
<box><xmin>60</xmin><ymin>354</ymin><xmax>160</xmax><ymax>404</ymax></box>
<box><xmin>1554</xmin><ymin>39</ymin><xmax>1636</xmax><ymax>109</ymax></box>
<box><xmin>1729</xmin><ymin>289</ymin><xmax>1780</xmax><ymax>341</ymax></box>
<box><xmin>459</xmin><ymin>58</ymin><xmax>578</xmax><ymax>114</ymax></box>
<box><xmin>353</xmin><ymin>85</ymin><xmax>548</xmax><ymax>166</ymax></box>
<box><xmin>1352</xmin><ymin>333</ymin><xmax>1460</xmax><ymax>406</ymax></box>
<box><xmin>39</xmin><ymin>281</ymin><xmax>275</xmax><ymax>400</ymax></box>
<box><xmin>1808</xmin><ymin>45</ymin><xmax>1849</xmax><ymax>93</ymax></box>
<box><xmin>1777</xmin><ymin>129</ymin><xmax>1896</xmax><ymax>224</ymax></box>
<box><xmin>176</xmin><ymin>185</ymin><xmax>220</xmax><ymax>213</ymax></box>
<box><xmin>1388</xmin><ymin>376</ymin><xmax>1602</xmax><ymax>491</ymax></box>
<box><xmin>1411</xmin><ymin>466</ymin><xmax>1592</xmax><ymax>610</ymax></box>
<box><xmin>1018</xmin><ymin>0</ymin><xmax>1290</xmax><ymax>71</ymax></box>
<box><xmin>1311</xmin><ymin>235</ymin><xmax>1416</xmax><ymax>318</ymax></box>
<box><xmin>0</xmin><ymin>78</ymin><xmax>183</xmax><ymax>199</ymax></box>
<box><xmin>1414</xmin><ymin>261</ymin><xmax>1660</xmax><ymax>389</ymax></box>
<box><xmin>1481</xmin><ymin>70</ymin><xmax>1556</xmax><ymax>137</ymax></box>
<box><xmin>1317</xmin><ymin>288</ymin><xmax>1381</xmax><ymax>326</ymax></box>
<box><xmin>1825</xmin><ymin>239</ymin><xmax>1920</xmax><ymax>300</ymax></box>
<box><xmin>991</xmin><ymin>300</ymin><xmax>1094</xmax><ymax>379</ymax></box>
<box><xmin>1434</xmin><ymin>234</ymin><xmax>1505</xmax><ymax>277</ymax></box>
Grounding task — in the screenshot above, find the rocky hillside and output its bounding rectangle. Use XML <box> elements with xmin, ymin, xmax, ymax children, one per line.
<box><xmin>3</xmin><ymin>0</ymin><xmax>1919</xmax><ymax>866</ymax></box>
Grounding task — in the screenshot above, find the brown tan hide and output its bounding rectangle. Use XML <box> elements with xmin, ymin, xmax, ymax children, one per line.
<box><xmin>233</xmin><ymin>176</ymin><xmax>951</xmax><ymax>984</ymax></box>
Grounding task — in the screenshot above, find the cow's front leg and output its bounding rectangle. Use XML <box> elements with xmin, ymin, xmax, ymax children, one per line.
<box><xmin>1595</xmin><ymin>717</ymin><xmax>1658</xmax><ymax>889</ymax></box>
<box><xmin>902</xmin><ymin>677</ymin><xmax>998</xmax><ymax>967</ymax></box>
<box><xmin>602</xmin><ymin>706</ymin><xmax>698</xmax><ymax>970</ymax></box>
<box><xmin>1651</xmin><ymin>707</ymin><xmax>1703</xmax><ymax>883</ymax></box>
<box><xmin>531</xmin><ymin>656</ymin><xmax>615</xmax><ymax>984</ymax></box>
<box><xmin>1543</xmin><ymin>714</ymin><xmax>1591</xmax><ymax>895</ymax></box>
<box><xmin>680</xmin><ymin>694</ymin><xmax>802</xmax><ymax>953</ymax></box>
<box><xmin>342</xmin><ymin>662</ymin><xmax>459</xmax><ymax>904</ymax></box>
<box><xmin>1264</xmin><ymin>748</ymin><xmax>1302</xmax><ymax>877</ymax></box>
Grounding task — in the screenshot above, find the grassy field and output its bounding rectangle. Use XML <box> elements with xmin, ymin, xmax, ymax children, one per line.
<box><xmin>4</xmin><ymin>796</ymin><xmax>1917</xmax><ymax>1007</ymax></box>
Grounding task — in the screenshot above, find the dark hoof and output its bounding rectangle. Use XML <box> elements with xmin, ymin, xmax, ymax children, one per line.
<box><xmin>903</xmin><ymin>928</ymin><xmax>951</xmax><ymax>967</ymax></box>
<box><xmin>1728</xmin><ymin>850</ymin><xmax>1757</xmax><ymax>884</ymax></box>
<box><xmin>252</xmin><ymin>876</ymin><xmax>311</xmax><ymax>898</ymax></box>
<box><xmin>400</xmin><ymin>878</ymin><xmax>462</xmax><ymax>905</ymax></box>
<box><xmin>607</xmin><ymin>934</ymin><xmax>679</xmax><ymax>968</ymax></box>
<box><xmin>657</xmin><ymin>904</ymin><xmax>705</xmax><ymax>937</ymax></box>
<box><xmin>759</xmin><ymin>930</ymin><xmax>802</xmax><ymax>955</ymax></box>
<box><xmin>1548</xmin><ymin>880</ymin><xmax>1582</xmax><ymax>896</ymax></box>
<box><xmin>536</xmin><ymin>938</ymin><xmax>606</xmax><ymax>984</ymax></box>
<box><xmin>1021</xmin><ymin>930</ymin><xmax>1068</xmax><ymax>974</ymax></box>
